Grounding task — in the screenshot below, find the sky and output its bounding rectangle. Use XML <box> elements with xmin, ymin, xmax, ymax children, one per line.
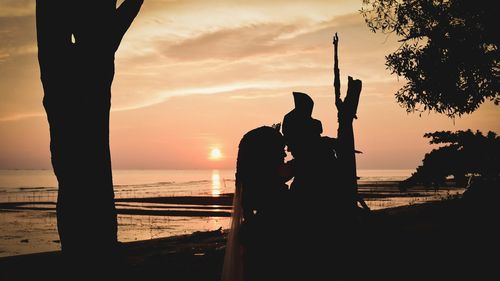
<box><xmin>0</xmin><ymin>0</ymin><xmax>498</xmax><ymax>170</ymax></box>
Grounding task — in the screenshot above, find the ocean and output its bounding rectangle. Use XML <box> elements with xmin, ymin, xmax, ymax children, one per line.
<box><xmin>0</xmin><ymin>169</ymin><xmax>463</xmax><ymax>257</ymax></box>
<box><xmin>0</xmin><ymin>169</ymin><xmax>413</xmax><ymax>198</ymax></box>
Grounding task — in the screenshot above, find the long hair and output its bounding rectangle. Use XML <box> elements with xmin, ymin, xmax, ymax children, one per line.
<box><xmin>221</xmin><ymin>126</ymin><xmax>283</xmax><ymax>281</ymax></box>
<box><xmin>236</xmin><ymin>126</ymin><xmax>284</xmax><ymax>186</ymax></box>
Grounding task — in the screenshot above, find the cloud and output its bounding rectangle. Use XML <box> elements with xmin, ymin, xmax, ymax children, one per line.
<box><xmin>109</xmin><ymin>11</ymin><xmax>403</xmax><ymax>113</ymax></box>
<box><xmin>0</xmin><ymin>11</ymin><xmax>400</xmax><ymax>124</ymax></box>
<box><xmin>0</xmin><ymin>0</ymin><xmax>34</xmax><ymax>17</ymax></box>
<box><xmin>158</xmin><ymin>22</ymin><xmax>302</xmax><ymax>60</ymax></box>
<box><xmin>0</xmin><ymin>112</ymin><xmax>44</xmax><ymax>122</ymax></box>
<box><xmin>0</xmin><ymin>2</ymin><xmax>405</xmax><ymax>124</ymax></box>
<box><xmin>0</xmin><ymin>15</ymin><xmax>37</xmax><ymax>60</ymax></box>
<box><xmin>0</xmin><ymin>50</ymin><xmax>43</xmax><ymax>122</ymax></box>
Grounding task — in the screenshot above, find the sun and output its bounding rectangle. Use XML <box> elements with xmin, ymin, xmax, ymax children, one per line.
<box><xmin>209</xmin><ymin>148</ymin><xmax>222</xmax><ymax>160</ymax></box>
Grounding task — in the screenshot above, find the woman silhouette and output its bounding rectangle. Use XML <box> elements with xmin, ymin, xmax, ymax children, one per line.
<box><xmin>221</xmin><ymin>126</ymin><xmax>291</xmax><ymax>281</ymax></box>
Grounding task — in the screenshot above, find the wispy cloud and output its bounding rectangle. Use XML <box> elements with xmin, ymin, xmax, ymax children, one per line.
<box><xmin>0</xmin><ymin>112</ymin><xmax>43</xmax><ymax>122</ymax></box>
<box><xmin>0</xmin><ymin>2</ymin><xmax>401</xmax><ymax>123</ymax></box>
<box><xmin>110</xmin><ymin>10</ymin><xmax>401</xmax><ymax>112</ymax></box>
<box><xmin>0</xmin><ymin>0</ymin><xmax>34</xmax><ymax>17</ymax></box>
<box><xmin>0</xmin><ymin>14</ymin><xmax>37</xmax><ymax>60</ymax></box>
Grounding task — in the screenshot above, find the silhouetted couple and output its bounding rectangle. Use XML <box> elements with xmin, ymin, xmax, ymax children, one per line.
<box><xmin>222</xmin><ymin>92</ymin><xmax>361</xmax><ymax>281</ymax></box>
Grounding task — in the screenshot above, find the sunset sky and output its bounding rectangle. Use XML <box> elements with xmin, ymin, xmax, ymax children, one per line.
<box><xmin>0</xmin><ymin>0</ymin><xmax>498</xmax><ymax>170</ymax></box>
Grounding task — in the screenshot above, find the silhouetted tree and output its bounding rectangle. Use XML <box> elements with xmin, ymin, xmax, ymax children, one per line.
<box><xmin>333</xmin><ymin>33</ymin><xmax>370</xmax><ymax>211</ymax></box>
<box><xmin>36</xmin><ymin>0</ymin><xmax>143</xmax><ymax>260</ymax></box>
<box><xmin>361</xmin><ymin>0</ymin><xmax>499</xmax><ymax>117</ymax></box>
<box><xmin>400</xmin><ymin>130</ymin><xmax>499</xmax><ymax>188</ymax></box>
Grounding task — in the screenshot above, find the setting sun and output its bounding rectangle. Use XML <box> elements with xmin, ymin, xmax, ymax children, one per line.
<box><xmin>209</xmin><ymin>148</ymin><xmax>222</xmax><ymax>160</ymax></box>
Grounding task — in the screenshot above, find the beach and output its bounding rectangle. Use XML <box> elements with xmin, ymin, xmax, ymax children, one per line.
<box><xmin>4</xmin><ymin>169</ymin><xmax>489</xmax><ymax>280</ymax></box>
<box><xmin>1</xmin><ymin>196</ymin><xmax>496</xmax><ymax>280</ymax></box>
<box><xmin>0</xmin><ymin>169</ymin><xmax>463</xmax><ymax>257</ymax></box>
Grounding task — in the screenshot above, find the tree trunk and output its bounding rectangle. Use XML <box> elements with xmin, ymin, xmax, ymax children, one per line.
<box><xmin>337</xmin><ymin>77</ymin><xmax>364</xmax><ymax>209</ymax></box>
<box><xmin>333</xmin><ymin>34</ymin><xmax>369</xmax><ymax>211</ymax></box>
<box><xmin>36</xmin><ymin>0</ymin><xmax>143</xmax><ymax>259</ymax></box>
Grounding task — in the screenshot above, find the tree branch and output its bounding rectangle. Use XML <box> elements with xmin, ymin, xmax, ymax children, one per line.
<box><xmin>114</xmin><ymin>0</ymin><xmax>144</xmax><ymax>51</ymax></box>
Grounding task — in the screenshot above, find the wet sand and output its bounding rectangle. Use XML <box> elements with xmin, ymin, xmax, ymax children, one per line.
<box><xmin>0</xmin><ymin>183</ymin><xmax>464</xmax><ymax>257</ymax></box>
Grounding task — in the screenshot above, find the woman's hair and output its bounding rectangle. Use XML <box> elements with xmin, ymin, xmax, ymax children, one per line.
<box><xmin>236</xmin><ymin>126</ymin><xmax>284</xmax><ymax>186</ymax></box>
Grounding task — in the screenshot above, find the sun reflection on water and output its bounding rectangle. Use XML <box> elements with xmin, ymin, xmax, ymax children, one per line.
<box><xmin>211</xmin><ymin>170</ymin><xmax>221</xmax><ymax>196</ymax></box>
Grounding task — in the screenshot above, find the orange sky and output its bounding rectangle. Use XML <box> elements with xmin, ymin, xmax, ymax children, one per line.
<box><xmin>0</xmin><ymin>0</ymin><xmax>498</xmax><ymax>170</ymax></box>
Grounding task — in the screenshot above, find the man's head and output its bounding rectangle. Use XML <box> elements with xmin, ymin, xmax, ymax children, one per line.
<box><xmin>291</xmin><ymin>92</ymin><xmax>314</xmax><ymax>116</ymax></box>
<box><xmin>282</xmin><ymin>92</ymin><xmax>322</xmax><ymax>157</ymax></box>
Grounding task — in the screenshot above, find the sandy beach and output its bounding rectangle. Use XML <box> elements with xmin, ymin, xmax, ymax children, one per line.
<box><xmin>1</xmin><ymin>194</ymin><xmax>497</xmax><ymax>280</ymax></box>
<box><xmin>0</xmin><ymin>181</ymin><xmax>464</xmax><ymax>257</ymax></box>
<box><xmin>2</xmin><ymin>176</ymin><xmax>492</xmax><ymax>280</ymax></box>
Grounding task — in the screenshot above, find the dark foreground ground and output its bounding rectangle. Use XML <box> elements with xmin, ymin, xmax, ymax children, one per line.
<box><xmin>1</xmin><ymin>195</ymin><xmax>498</xmax><ymax>281</ymax></box>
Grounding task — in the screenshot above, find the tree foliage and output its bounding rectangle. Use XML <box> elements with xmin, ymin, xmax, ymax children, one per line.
<box><xmin>361</xmin><ymin>0</ymin><xmax>499</xmax><ymax>117</ymax></box>
<box><xmin>401</xmin><ymin>130</ymin><xmax>499</xmax><ymax>188</ymax></box>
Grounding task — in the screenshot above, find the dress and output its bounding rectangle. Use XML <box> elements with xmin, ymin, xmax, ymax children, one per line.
<box><xmin>221</xmin><ymin>179</ymin><xmax>289</xmax><ymax>281</ymax></box>
<box><xmin>221</xmin><ymin>182</ymin><xmax>244</xmax><ymax>281</ymax></box>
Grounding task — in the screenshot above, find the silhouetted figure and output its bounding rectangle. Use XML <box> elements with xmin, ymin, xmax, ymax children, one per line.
<box><xmin>283</xmin><ymin>91</ymin><xmax>364</xmax><ymax>213</ymax></box>
<box><xmin>278</xmin><ymin>34</ymin><xmax>369</xmax><ymax>279</ymax></box>
<box><xmin>222</xmin><ymin>126</ymin><xmax>290</xmax><ymax>281</ymax></box>
<box><xmin>36</xmin><ymin>0</ymin><xmax>143</xmax><ymax>269</ymax></box>
<box><xmin>282</xmin><ymin>92</ymin><xmax>341</xmax><ymax>209</ymax></box>
<box><xmin>281</xmin><ymin>92</ymin><xmax>358</xmax><ymax>278</ymax></box>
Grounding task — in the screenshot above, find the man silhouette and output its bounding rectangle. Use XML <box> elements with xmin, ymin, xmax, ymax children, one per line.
<box><xmin>282</xmin><ymin>92</ymin><xmax>358</xmax><ymax>279</ymax></box>
<box><xmin>282</xmin><ymin>92</ymin><xmax>339</xmax><ymax>207</ymax></box>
